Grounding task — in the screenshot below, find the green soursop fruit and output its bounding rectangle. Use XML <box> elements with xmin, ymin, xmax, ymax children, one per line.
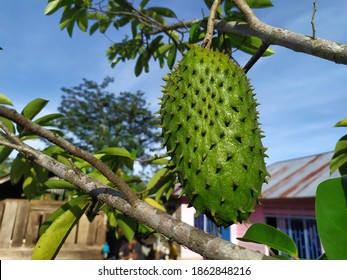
<box><xmin>159</xmin><ymin>45</ymin><xmax>269</xmax><ymax>227</ymax></box>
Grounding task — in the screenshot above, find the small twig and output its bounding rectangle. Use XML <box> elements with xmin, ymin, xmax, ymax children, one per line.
<box><xmin>243</xmin><ymin>41</ymin><xmax>270</xmax><ymax>73</ymax></box>
<box><xmin>311</xmin><ymin>1</ymin><xmax>317</xmax><ymax>39</ymax></box>
<box><xmin>202</xmin><ymin>0</ymin><xmax>222</xmax><ymax>49</ymax></box>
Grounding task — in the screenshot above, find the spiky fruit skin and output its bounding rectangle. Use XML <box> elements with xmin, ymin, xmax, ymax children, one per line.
<box><xmin>159</xmin><ymin>46</ymin><xmax>268</xmax><ymax>227</ymax></box>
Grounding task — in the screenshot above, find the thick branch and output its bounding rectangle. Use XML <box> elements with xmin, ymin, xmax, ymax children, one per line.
<box><xmin>223</xmin><ymin>0</ymin><xmax>347</xmax><ymax>64</ymax></box>
<box><xmin>0</xmin><ymin>133</ymin><xmax>271</xmax><ymax>260</ymax></box>
<box><xmin>154</xmin><ymin>6</ymin><xmax>347</xmax><ymax>65</ymax></box>
<box><xmin>0</xmin><ymin>105</ymin><xmax>139</xmax><ymax>206</ymax></box>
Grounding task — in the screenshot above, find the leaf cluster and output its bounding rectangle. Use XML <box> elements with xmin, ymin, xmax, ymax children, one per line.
<box><xmin>44</xmin><ymin>0</ymin><xmax>274</xmax><ymax>76</ymax></box>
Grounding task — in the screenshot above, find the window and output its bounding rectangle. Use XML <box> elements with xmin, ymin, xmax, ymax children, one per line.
<box><xmin>266</xmin><ymin>216</ymin><xmax>322</xmax><ymax>259</ymax></box>
<box><xmin>194</xmin><ymin>214</ymin><xmax>230</xmax><ymax>241</ymax></box>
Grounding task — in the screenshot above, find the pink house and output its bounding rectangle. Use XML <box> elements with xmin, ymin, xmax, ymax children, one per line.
<box><xmin>176</xmin><ymin>151</ymin><xmax>338</xmax><ymax>259</ymax></box>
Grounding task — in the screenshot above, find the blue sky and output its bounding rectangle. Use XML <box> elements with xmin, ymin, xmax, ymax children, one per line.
<box><xmin>1</xmin><ymin>0</ymin><xmax>347</xmax><ymax>165</ymax></box>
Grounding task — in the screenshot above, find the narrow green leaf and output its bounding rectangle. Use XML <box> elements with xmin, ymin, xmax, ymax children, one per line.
<box><xmin>10</xmin><ymin>155</ymin><xmax>29</xmax><ymax>185</ymax></box>
<box><xmin>96</xmin><ymin>147</ymin><xmax>133</xmax><ymax>159</ymax></box>
<box><xmin>0</xmin><ymin>146</ymin><xmax>13</xmax><ymax>164</ymax></box>
<box><xmin>38</xmin><ymin>205</ymin><xmax>66</xmax><ymax>237</ymax></box>
<box><xmin>22</xmin><ymin>164</ymin><xmax>48</xmax><ymax>199</ymax></box>
<box><xmin>89</xmin><ymin>22</ymin><xmax>99</xmax><ymax>35</ymax></box>
<box><xmin>32</xmin><ymin>195</ymin><xmax>92</xmax><ymax>259</ymax></box>
<box><xmin>316</xmin><ymin>177</ymin><xmax>347</xmax><ymax>259</ymax></box>
<box><xmin>146</xmin><ymin>168</ymin><xmax>168</xmax><ymax>190</ymax></box>
<box><xmin>237</xmin><ymin>223</ymin><xmax>298</xmax><ymax>257</ymax></box>
<box><xmin>0</xmin><ymin>93</ymin><xmax>13</xmax><ymax>106</ymax></box>
<box><xmin>21</xmin><ymin>98</ymin><xmax>49</xmax><ymax>120</ymax></box>
<box><xmin>44</xmin><ymin>179</ymin><xmax>78</xmax><ymax>190</ymax></box>
<box><xmin>189</xmin><ymin>21</ymin><xmax>202</xmax><ymax>43</ymax></box>
<box><xmin>167</xmin><ymin>45</ymin><xmax>177</xmax><ymax>69</ymax></box>
<box><xmin>115</xmin><ymin>212</ymin><xmax>137</xmax><ymax>242</ymax></box>
<box><xmin>139</xmin><ymin>0</ymin><xmax>150</xmax><ymax>11</ymax></box>
<box><xmin>44</xmin><ymin>0</ymin><xmax>62</xmax><ymax>15</ymax></box>
<box><xmin>77</xmin><ymin>8</ymin><xmax>88</xmax><ymax>32</ymax></box>
<box><xmin>145</xmin><ymin>7</ymin><xmax>177</xmax><ymax>18</ymax></box>
<box><xmin>155</xmin><ymin>181</ymin><xmax>173</xmax><ymax>202</ymax></box>
<box><xmin>155</xmin><ymin>43</ymin><xmax>173</xmax><ymax>57</ymax></box>
<box><xmin>229</xmin><ymin>33</ymin><xmax>274</xmax><ymax>56</ymax></box>
<box><xmin>246</xmin><ymin>0</ymin><xmax>273</xmax><ymax>8</ymax></box>
<box><xmin>330</xmin><ymin>135</ymin><xmax>347</xmax><ymax>175</ymax></box>
<box><xmin>147</xmin><ymin>158</ymin><xmax>170</xmax><ymax>165</ymax></box>
<box><xmin>0</xmin><ymin>117</ymin><xmax>15</xmax><ymax>133</ymax></box>
<box><xmin>107</xmin><ymin>211</ymin><xmax>117</xmax><ymax>228</ymax></box>
<box><xmin>335</xmin><ymin>117</ymin><xmax>347</xmax><ymax>127</ymax></box>
<box><xmin>33</xmin><ymin>113</ymin><xmax>64</xmax><ymax>126</ymax></box>
<box><xmin>226</xmin><ymin>0</ymin><xmax>273</xmax><ymax>9</ymax></box>
<box><xmin>134</xmin><ymin>53</ymin><xmax>144</xmax><ymax>76</ymax></box>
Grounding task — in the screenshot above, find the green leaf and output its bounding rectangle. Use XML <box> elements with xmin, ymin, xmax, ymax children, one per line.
<box><xmin>22</xmin><ymin>163</ymin><xmax>48</xmax><ymax>199</ymax></box>
<box><xmin>146</xmin><ymin>168</ymin><xmax>168</xmax><ymax>191</ymax></box>
<box><xmin>167</xmin><ymin>45</ymin><xmax>177</xmax><ymax>69</ymax></box>
<box><xmin>147</xmin><ymin>157</ymin><xmax>170</xmax><ymax>165</ymax></box>
<box><xmin>226</xmin><ymin>0</ymin><xmax>273</xmax><ymax>9</ymax></box>
<box><xmin>0</xmin><ymin>93</ymin><xmax>13</xmax><ymax>106</ymax></box>
<box><xmin>189</xmin><ymin>21</ymin><xmax>203</xmax><ymax>43</ymax></box>
<box><xmin>96</xmin><ymin>147</ymin><xmax>133</xmax><ymax>160</ymax></box>
<box><xmin>115</xmin><ymin>212</ymin><xmax>137</xmax><ymax>242</ymax></box>
<box><xmin>33</xmin><ymin>113</ymin><xmax>64</xmax><ymax>126</ymax></box>
<box><xmin>330</xmin><ymin>135</ymin><xmax>347</xmax><ymax>175</ymax></box>
<box><xmin>21</xmin><ymin>98</ymin><xmax>49</xmax><ymax>120</ymax></box>
<box><xmin>0</xmin><ymin>117</ymin><xmax>15</xmax><ymax>134</ymax></box>
<box><xmin>228</xmin><ymin>33</ymin><xmax>274</xmax><ymax>56</ymax></box>
<box><xmin>335</xmin><ymin>117</ymin><xmax>347</xmax><ymax>127</ymax></box>
<box><xmin>44</xmin><ymin>179</ymin><xmax>78</xmax><ymax>190</ymax></box>
<box><xmin>77</xmin><ymin>8</ymin><xmax>88</xmax><ymax>32</ymax></box>
<box><xmin>316</xmin><ymin>177</ymin><xmax>347</xmax><ymax>259</ymax></box>
<box><xmin>145</xmin><ymin>7</ymin><xmax>177</xmax><ymax>18</ymax></box>
<box><xmin>0</xmin><ymin>146</ymin><xmax>13</xmax><ymax>164</ymax></box>
<box><xmin>134</xmin><ymin>53</ymin><xmax>144</xmax><ymax>76</ymax></box>
<box><xmin>10</xmin><ymin>155</ymin><xmax>29</xmax><ymax>185</ymax></box>
<box><xmin>155</xmin><ymin>43</ymin><xmax>173</xmax><ymax>57</ymax></box>
<box><xmin>45</xmin><ymin>0</ymin><xmax>63</xmax><ymax>15</ymax></box>
<box><xmin>237</xmin><ymin>223</ymin><xmax>298</xmax><ymax>257</ymax></box>
<box><xmin>246</xmin><ymin>0</ymin><xmax>273</xmax><ymax>8</ymax></box>
<box><xmin>32</xmin><ymin>195</ymin><xmax>92</xmax><ymax>259</ymax></box>
<box><xmin>139</xmin><ymin>0</ymin><xmax>150</xmax><ymax>11</ymax></box>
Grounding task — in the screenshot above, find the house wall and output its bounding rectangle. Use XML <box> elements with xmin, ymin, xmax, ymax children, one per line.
<box><xmin>232</xmin><ymin>197</ymin><xmax>316</xmax><ymax>256</ymax></box>
<box><xmin>179</xmin><ymin>202</ymin><xmax>203</xmax><ymax>259</ymax></box>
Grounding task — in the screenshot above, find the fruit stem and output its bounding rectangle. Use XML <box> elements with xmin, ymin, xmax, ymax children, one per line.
<box><xmin>202</xmin><ymin>0</ymin><xmax>222</xmax><ymax>49</ymax></box>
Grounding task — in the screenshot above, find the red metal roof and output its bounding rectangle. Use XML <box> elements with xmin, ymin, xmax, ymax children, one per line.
<box><xmin>261</xmin><ymin>151</ymin><xmax>339</xmax><ymax>199</ymax></box>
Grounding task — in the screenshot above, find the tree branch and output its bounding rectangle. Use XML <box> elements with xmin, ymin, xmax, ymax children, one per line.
<box><xmin>243</xmin><ymin>41</ymin><xmax>270</xmax><ymax>73</ymax></box>
<box><xmin>0</xmin><ymin>114</ymin><xmax>272</xmax><ymax>260</ymax></box>
<box><xmin>202</xmin><ymin>0</ymin><xmax>222</xmax><ymax>49</ymax></box>
<box><xmin>0</xmin><ymin>105</ymin><xmax>139</xmax><ymax>206</ymax></box>
<box><xmin>223</xmin><ymin>0</ymin><xmax>347</xmax><ymax>64</ymax></box>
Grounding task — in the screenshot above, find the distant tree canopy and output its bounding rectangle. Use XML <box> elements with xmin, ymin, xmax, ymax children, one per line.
<box><xmin>56</xmin><ymin>76</ymin><xmax>160</xmax><ymax>158</ymax></box>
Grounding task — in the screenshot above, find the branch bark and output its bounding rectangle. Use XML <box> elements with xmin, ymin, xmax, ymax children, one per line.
<box><xmin>146</xmin><ymin>2</ymin><xmax>347</xmax><ymax>65</ymax></box>
<box><xmin>216</xmin><ymin>0</ymin><xmax>347</xmax><ymax>64</ymax></box>
<box><xmin>0</xmin><ymin>109</ymin><xmax>272</xmax><ymax>260</ymax></box>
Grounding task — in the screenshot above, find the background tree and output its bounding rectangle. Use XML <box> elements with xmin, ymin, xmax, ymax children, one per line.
<box><xmin>57</xmin><ymin>76</ymin><xmax>160</xmax><ymax>158</ymax></box>
<box><xmin>0</xmin><ymin>0</ymin><xmax>347</xmax><ymax>260</ymax></box>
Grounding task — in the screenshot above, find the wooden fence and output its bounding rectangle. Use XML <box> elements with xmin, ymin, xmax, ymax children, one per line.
<box><xmin>0</xmin><ymin>199</ymin><xmax>106</xmax><ymax>259</ymax></box>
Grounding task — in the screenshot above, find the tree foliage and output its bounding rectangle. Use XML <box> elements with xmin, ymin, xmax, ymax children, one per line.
<box><xmin>44</xmin><ymin>0</ymin><xmax>274</xmax><ymax>76</ymax></box>
<box><xmin>57</xmin><ymin>76</ymin><xmax>160</xmax><ymax>158</ymax></box>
